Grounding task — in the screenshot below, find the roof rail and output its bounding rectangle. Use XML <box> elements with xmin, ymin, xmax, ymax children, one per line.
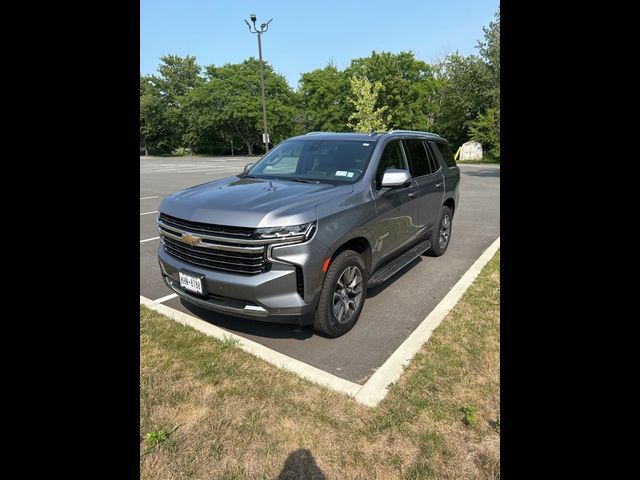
<box><xmin>388</xmin><ymin>129</ymin><xmax>442</xmax><ymax>137</ymax></box>
<box><xmin>305</xmin><ymin>131</ymin><xmax>329</xmax><ymax>135</ymax></box>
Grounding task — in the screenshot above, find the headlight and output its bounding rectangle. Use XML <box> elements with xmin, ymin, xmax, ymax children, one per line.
<box><xmin>254</xmin><ymin>221</ymin><xmax>316</xmax><ymax>242</ymax></box>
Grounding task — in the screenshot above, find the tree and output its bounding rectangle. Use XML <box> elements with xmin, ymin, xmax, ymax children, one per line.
<box><xmin>477</xmin><ymin>8</ymin><xmax>500</xmax><ymax>88</ymax></box>
<box><xmin>346</xmin><ymin>76</ymin><xmax>389</xmax><ymax>133</ymax></box>
<box><xmin>140</xmin><ymin>11</ymin><xmax>500</xmax><ymax>158</ymax></box>
<box><xmin>345</xmin><ymin>51</ymin><xmax>438</xmax><ymax>130</ymax></box>
<box><xmin>474</xmin><ymin>8</ymin><xmax>500</xmax><ymax>160</ymax></box>
<box><xmin>139</xmin><ymin>55</ymin><xmax>203</xmax><ymax>154</ymax></box>
<box><xmin>469</xmin><ymin>107</ymin><xmax>499</xmax><ymax>160</ymax></box>
<box><xmin>432</xmin><ymin>53</ymin><xmax>492</xmax><ymax>149</ymax></box>
<box><xmin>156</xmin><ymin>55</ymin><xmax>202</xmax><ymax>100</ymax></box>
<box><xmin>140</xmin><ymin>75</ymin><xmax>174</xmax><ymax>154</ymax></box>
<box><xmin>183</xmin><ymin>59</ymin><xmax>297</xmax><ymax>155</ymax></box>
<box><xmin>298</xmin><ymin>64</ymin><xmax>350</xmax><ymax>132</ymax></box>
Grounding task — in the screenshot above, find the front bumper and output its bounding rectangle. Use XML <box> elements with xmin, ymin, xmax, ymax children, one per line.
<box><xmin>158</xmin><ymin>245</ymin><xmax>319</xmax><ymax>325</ymax></box>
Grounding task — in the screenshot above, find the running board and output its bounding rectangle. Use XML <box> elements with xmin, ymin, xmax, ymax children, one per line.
<box><xmin>367</xmin><ymin>240</ymin><xmax>431</xmax><ymax>288</ymax></box>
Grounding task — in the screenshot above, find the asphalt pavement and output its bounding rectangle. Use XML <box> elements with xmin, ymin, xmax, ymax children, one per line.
<box><xmin>140</xmin><ymin>156</ymin><xmax>500</xmax><ymax>384</ymax></box>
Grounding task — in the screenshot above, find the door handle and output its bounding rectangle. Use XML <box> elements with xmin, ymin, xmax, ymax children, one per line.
<box><xmin>408</xmin><ymin>190</ymin><xmax>418</xmax><ymax>198</ymax></box>
<box><xmin>435</xmin><ymin>183</ymin><xmax>443</xmax><ymax>188</ymax></box>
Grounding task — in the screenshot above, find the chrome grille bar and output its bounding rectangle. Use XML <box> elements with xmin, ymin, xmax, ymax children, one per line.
<box><xmin>158</xmin><ymin>225</ymin><xmax>266</xmax><ymax>254</ymax></box>
<box><xmin>158</xmin><ymin>219</ymin><xmax>305</xmax><ymax>247</ymax></box>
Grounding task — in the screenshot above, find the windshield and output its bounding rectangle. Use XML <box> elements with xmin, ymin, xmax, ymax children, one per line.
<box><xmin>246</xmin><ymin>139</ymin><xmax>376</xmax><ymax>183</ymax></box>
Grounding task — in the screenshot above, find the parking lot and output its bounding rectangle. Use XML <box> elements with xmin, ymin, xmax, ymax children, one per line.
<box><xmin>140</xmin><ymin>156</ymin><xmax>500</xmax><ymax>384</ymax></box>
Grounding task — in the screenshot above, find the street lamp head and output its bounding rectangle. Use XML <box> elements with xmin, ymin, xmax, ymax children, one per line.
<box><xmin>250</xmin><ymin>13</ymin><xmax>257</xmax><ymax>22</ymax></box>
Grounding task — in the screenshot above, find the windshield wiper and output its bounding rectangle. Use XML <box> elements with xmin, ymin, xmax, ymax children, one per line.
<box><xmin>288</xmin><ymin>177</ymin><xmax>319</xmax><ymax>184</ymax></box>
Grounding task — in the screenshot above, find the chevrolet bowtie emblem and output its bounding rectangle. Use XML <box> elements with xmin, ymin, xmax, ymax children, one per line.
<box><xmin>180</xmin><ymin>233</ymin><xmax>201</xmax><ymax>246</ymax></box>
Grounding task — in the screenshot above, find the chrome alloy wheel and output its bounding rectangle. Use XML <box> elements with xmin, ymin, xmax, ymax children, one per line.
<box><xmin>333</xmin><ymin>266</ymin><xmax>363</xmax><ymax>324</ymax></box>
<box><xmin>439</xmin><ymin>214</ymin><xmax>451</xmax><ymax>249</ymax></box>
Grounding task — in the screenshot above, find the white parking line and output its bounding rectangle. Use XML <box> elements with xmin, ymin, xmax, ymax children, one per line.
<box><xmin>140</xmin><ymin>236</ymin><xmax>159</xmax><ymax>243</ymax></box>
<box><xmin>140</xmin><ymin>196</ymin><xmax>158</xmax><ymax>200</ymax></box>
<box><xmin>139</xmin><ymin>236</ymin><xmax>500</xmax><ymax>407</ymax></box>
<box><xmin>140</xmin><ymin>211</ymin><xmax>158</xmax><ymax>216</ymax></box>
<box><xmin>154</xmin><ymin>293</ymin><xmax>178</xmax><ymax>303</ymax></box>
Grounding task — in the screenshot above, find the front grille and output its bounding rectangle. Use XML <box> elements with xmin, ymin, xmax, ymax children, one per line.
<box><xmin>163</xmin><ymin>237</ymin><xmax>266</xmax><ymax>274</ymax></box>
<box><xmin>159</xmin><ymin>213</ymin><xmax>255</xmax><ymax>239</ymax></box>
<box><xmin>158</xmin><ymin>214</ymin><xmax>267</xmax><ymax>275</ymax></box>
<box><xmin>295</xmin><ymin>266</ymin><xmax>304</xmax><ymax>298</ymax></box>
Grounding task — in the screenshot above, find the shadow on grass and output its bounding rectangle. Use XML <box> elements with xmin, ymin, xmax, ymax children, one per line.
<box><xmin>277</xmin><ymin>449</ymin><xmax>326</xmax><ymax>480</ymax></box>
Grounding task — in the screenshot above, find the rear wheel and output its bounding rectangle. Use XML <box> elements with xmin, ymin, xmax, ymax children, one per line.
<box><xmin>426</xmin><ymin>205</ymin><xmax>453</xmax><ymax>257</ymax></box>
<box><xmin>314</xmin><ymin>250</ymin><xmax>367</xmax><ymax>337</ymax></box>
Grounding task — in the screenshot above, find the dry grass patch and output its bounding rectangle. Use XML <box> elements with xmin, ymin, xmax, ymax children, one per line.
<box><xmin>140</xmin><ymin>251</ymin><xmax>500</xmax><ymax>479</ymax></box>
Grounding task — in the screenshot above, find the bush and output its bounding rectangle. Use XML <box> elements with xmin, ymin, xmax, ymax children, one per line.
<box><xmin>171</xmin><ymin>147</ymin><xmax>191</xmax><ymax>156</ymax></box>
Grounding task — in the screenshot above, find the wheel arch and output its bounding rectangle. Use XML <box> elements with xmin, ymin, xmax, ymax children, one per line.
<box><xmin>328</xmin><ymin>236</ymin><xmax>372</xmax><ymax>276</ymax></box>
<box><xmin>443</xmin><ymin>197</ymin><xmax>455</xmax><ymax>217</ymax></box>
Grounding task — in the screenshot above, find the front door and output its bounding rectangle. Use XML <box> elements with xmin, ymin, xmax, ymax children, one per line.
<box><xmin>371</xmin><ymin>139</ymin><xmax>422</xmax><ymax>262</ymax></box>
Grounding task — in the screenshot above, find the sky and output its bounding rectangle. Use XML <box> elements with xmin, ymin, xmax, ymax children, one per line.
<box><xmin>140</xmin><ymin>0</ymin><xmax>500</xmax><ymax>88</ymax></box>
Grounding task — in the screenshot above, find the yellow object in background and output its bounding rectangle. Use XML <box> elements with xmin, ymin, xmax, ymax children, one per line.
<box><xmin>454</xmin><ymin>146</ymin><xmax>461</xmax><ymax>161</ymax></box>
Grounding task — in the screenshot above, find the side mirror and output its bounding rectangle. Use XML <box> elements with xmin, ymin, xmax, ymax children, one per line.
<box><xmin>381</xmin><ymin>168</ymin><xmax>411</xmax><ymax>187</ymax></box>
<box><xmin>243</xmin><ymin>163</ymin><xmax>254</xmax><ymax>173</ymax></box>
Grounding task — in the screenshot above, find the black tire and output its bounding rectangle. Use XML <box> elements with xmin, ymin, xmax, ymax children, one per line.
<box><xmin>426</xmin><ymin>205</ymin><xmax>453</xmax><ymax>257</ymax></box>
<box><xmin>314</xmin><ymin>250</ymin><xmax>367</xmax><ymax>337</ymax></box>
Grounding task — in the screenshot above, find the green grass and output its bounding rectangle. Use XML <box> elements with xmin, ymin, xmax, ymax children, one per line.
<box><xmin>140</xmin><ymin>251</ymin><xmax>500</xmax><ymax>479</ymax></box>
<box><xmin>142</xmin><ymin>425</ymin><xmax>180</xmax><ymax>456</ymax></box>
<box><xmin>219</xmin><ymin>336</ymin><xmax>241</xmax><ymax>350</ymax></box>
<box><xmin>463</xmin><ymin>405</ymin><xmax>479</xmax><ymax>426</ymax></box>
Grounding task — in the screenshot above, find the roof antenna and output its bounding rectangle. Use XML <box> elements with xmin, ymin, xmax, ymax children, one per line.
<box><xmin>368</xmin><ymin>129</ymin><xmax>377</xmax><ymax>136</ymax></box>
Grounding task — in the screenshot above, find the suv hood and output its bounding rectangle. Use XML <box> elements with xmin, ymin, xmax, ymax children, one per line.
<box><xmin>159</xmin><ymin>176</ymin><xmax>354</xmax><ymax>228</ymax></box>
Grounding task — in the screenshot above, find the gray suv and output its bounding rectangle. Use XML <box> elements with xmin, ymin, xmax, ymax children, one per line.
<box><xmin>157</xmin><ymin>130</ymin><xmax>460</xmax><ymax>337</ymax></box>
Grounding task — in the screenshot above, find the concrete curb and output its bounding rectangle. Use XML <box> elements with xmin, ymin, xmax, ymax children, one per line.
<box><xmin>140</xmin><ymin>296</ymin><xmax>362</xmax><ymax>397</ymax></box>
<box><xmin>353</xmin><ymin>236</ymin><xmax>500</xmax><ymax>406</ymax></box>
<box><xmin>140</xmin><ymin>235</ymin><xmax>500</xmax><ymax>408</ymax></box>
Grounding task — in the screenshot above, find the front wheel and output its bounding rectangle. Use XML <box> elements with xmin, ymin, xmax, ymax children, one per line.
<box><xmin>426</xmin><ymin>205</ymin><xmax>453</xmax><ymax>257</ymax></box>
<box><xmin>313</xmin><ymin>250</ymin><xmax>367</xmax><ymax>337</ymax></box>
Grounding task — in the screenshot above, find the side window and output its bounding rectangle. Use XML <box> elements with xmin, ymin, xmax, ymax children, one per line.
<box><xmin>432</xmin><ymin>141</ymin><xmax>457</xmax><ymax>168</ymax></box>
<box><xmin>375</xmin><ymin>140</ymin><xmax>408</xmax><ymax>189</ymax></box>
<box><xmin>423</xmin><ymin>141</ymin><xmax>440</xmax><ymax>173</ymax></box>
<box><xmin>403</xmin><ymin>139</ymin><xmax>432</xmax><ymax>177</ymax></box>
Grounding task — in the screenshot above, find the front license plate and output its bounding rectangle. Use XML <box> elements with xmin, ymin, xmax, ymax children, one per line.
<box><xmin>179</xmin><ymin>272</ymin><xmax>203</xmax><ymax>295</ymax></box>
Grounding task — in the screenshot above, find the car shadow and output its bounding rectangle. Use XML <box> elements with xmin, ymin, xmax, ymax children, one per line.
<box><xmin>179</xmin><ymin>298</ymin><xmax>315</xmax><ymax>340</ymax></box>
<box><xmin>178</xmin><ymin>255</ymin><xmax>424</xmax><ymax>339</ymax></box>
<box><xmin>463</xmin><ymin>169</ymin><xmax>500</xmax><ymax>177</ymax></box>
<box><xmin>366</xmin><ymin>256</ymin><xmax>422</xmax><ymax>298</ymax></box>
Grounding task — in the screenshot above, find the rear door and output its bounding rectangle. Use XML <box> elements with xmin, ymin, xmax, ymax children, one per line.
<box><xmin>371</xmin><ymin>139</ymin><xmax>422</xmax><ymax>260</ymax></box>
<box><xmin>429</xmin><ymin>141</ymin><xmax>460</xmax><ymax>202</ymax></box>
<box><xmin>403</xmin><ymin>138</ymin><xmax>444</xmax><ymax>233</ymax></box>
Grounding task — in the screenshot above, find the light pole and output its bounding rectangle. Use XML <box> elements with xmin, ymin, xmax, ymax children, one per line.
<box><xmin>244</xmin><ymin>14</ymin><xmax>272</xmax><ymax>152</ymax></box>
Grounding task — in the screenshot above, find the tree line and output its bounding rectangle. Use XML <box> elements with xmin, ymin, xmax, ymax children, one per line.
<box><xmin>141</xmin><ymin>9</ymin><xmax>499</xmax><ymax>160</ymax></box>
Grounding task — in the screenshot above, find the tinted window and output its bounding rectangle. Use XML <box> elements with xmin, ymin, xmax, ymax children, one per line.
<box><xmin>432</xmin><ymin>142</ymin><xmax>457</xmax><ymax>168</ymax></box>
<box><xmin>403</xmin><ymin>139</ymin><xmax>432</xmax><ymax>177</ymax></box>
<box><xmin>424</xmin><ymin>142</ymin><xmax>440</xmax><ymax>172</ymax></box>
<box><xmin>375</xmin><ymin>140</ymin><xmax>408</xmax><ymax>189</ymax></box>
